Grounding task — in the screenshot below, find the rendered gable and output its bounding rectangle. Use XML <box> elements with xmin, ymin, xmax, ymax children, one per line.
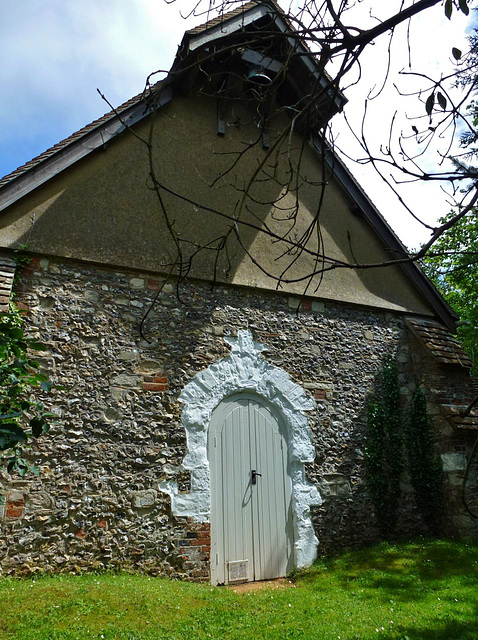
<box><xmin>0</xmin><ymin>91</ymin><xmax>435</xmax><ymax>316</ymax></box>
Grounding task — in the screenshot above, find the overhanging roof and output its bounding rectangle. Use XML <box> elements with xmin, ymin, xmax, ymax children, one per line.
<box><xmin>177</xmin><ymin>0</ymin><xmax>346</xmax><ymax>117</ymax></box>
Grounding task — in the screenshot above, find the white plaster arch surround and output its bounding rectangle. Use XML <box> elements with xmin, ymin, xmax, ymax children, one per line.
<box><xmin>159</xmin><ymin>330</ymin><xmax>322</xmax><ymax>568</ymax></box>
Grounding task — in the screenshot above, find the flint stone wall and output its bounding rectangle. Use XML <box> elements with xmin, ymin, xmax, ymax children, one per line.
<box><xmin>0</xmin><ymin>256</ymin><xmax>427</xmax><ymax>577</ymax></box>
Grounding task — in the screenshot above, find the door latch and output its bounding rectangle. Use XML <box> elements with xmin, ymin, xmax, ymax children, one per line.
<box><xmin>251</xmin><ymin>469</ymin><xmax>262</xmax><ymax>485</ymax></box>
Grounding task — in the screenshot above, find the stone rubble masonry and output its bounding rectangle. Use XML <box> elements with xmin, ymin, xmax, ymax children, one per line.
<box><xmin>0</xmin><ymin>254</ymin><xmax>473</xmax><ymax>578</ymax></box>
<box><xmin>405</xmin><ymin>327</ymin><xmax>478</xmax><ymax>538</ymax></box>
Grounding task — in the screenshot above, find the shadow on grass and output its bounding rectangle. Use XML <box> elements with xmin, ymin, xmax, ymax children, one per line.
<box><xmin>382</xmin><ymin>614</ymin><xmax>478</xmax><ymax>640</ymax></box>
<box><xmin>296</xmin><ymin>539</ymin><xmax>478</xmax><ymax>603</ymax></box>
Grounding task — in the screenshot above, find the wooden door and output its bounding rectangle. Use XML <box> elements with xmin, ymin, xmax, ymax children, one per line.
<box><xmin>209</xmin><ymin>393</ymin><xmax>293</xmax><ymax>585</ymax></box>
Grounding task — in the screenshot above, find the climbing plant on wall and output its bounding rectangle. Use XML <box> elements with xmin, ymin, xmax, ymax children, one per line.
<box><xmin>0</xmin><ymin>305</ymin><xmax>56</xmax><ymax>475</ymax></box>
<box><xmin>405</xmin><ymin>386</ymin><xmax>444</xmax><ymax>534</ymax></box>
<box><xmin>0</xmin><ymin>249</ymin><xmax>58</xmax><ymax>475</ymax></box>
<box><xmin>365</xmin><ymin>356</ymin><xmax>404</xmax><ymax>538</ymax></box>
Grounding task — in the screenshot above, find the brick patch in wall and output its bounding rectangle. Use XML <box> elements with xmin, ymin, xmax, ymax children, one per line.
<box><xmin>146</xmin><ymin>279</ymin><xmax>162</xmax><ymax>290</ymax></box>
<box><xmin>21</xmin><ymin>256</ymin><xmax>41</xmax><ymax>277</ymax></box>
<box><xmin>301</xmin><ymin>299</ymin><xmax>312</xmax><ymax>311</ymax></box>
<box><xmin>5</xmin><ymin>491</ymin><xmax>24</xmax><ymax>519</ymax></box>
<box><xmin>179</xmin><ymin>522</ymin><xmax>211</xmax><ymax>571</ymax></box>
<box><xmin>143</xmin><ymin>381</ymin><xmax>168</xmax><ymax>392</ymax></box>
<box><xmin>141</xmin><ymin>368</ymin><xmax>169</xmax><ymax>391</ymax></box>
<box><xmin>0</xmin><ymin>254</ymin><xmax>16</xmax><ymax>313</ymax></box>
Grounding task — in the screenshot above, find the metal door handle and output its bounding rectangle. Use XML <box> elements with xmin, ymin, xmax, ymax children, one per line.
<box><xmin>251</xmin><ymin>470</ymin><xmax>262</xmax><ymax>485</ymax></box>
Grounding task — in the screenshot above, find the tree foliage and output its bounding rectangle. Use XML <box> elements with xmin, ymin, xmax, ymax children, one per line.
<box><xmin>421</xmin><ymin>24</ymin><xmax>478</xmax><ymax>368</ymax></box>
<box><xmin>422</xmin><ymin>206</ymin><xmax>478</xmax><ymax>368</ymax></box>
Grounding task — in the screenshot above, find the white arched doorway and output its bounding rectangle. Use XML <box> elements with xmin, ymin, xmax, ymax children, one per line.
<box><xmin>159</xmin><ymin>330</ymin><xmax>322</xmax><ymax>582</ymax></box>
<box><xmin>209</xmin><ymin>392</ymin><xmax>293</xmax><ymax>584</ymax></box>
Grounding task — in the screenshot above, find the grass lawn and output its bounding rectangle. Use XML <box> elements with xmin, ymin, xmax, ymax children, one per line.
<box><xmin>0</xmin><ymin>539</ymin><xmax>477</xmax><ymax>639</ymax></box>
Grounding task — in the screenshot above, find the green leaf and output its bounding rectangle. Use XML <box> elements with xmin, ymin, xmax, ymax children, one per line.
<box><xmin>425</xmin><ymin>92</ymin><xmax>435</xmax><ymax>116</ymax></box>
<box><xmin>445</xmin><ymin>0</ymin><xmax>453</xmax><ymax>19</ymax></box>
<box><xmin>9</xmin><ymin>327</ymin><xmax>24</xmax><ymax>340</ymax></box>
<box><xmin>0</xmin><ymin>424</ymin><xmax>27</xmax><ymax>438</ymax></box>
<box><xmin>459</xmin><ymin>0</ymin><xmax>469</xmax><ymax>15</ymax></box>
<box><xmin>0</xmin><ymin>411</ymin><xmax>22</xmax><ymax>420</ymax></box>
<box><xmin>28</xmin><ymin>342</ymin><xmax>48</xmax><ymax>352</ymax></box>
<box><xmin>452</xmin><ymin>47</ymin><xmax>462</xmax><ymax>60</ymax></box>
<box><xmin>40</xmin><ymin>380</ymin><xmax>53</xmax><ymax>392</ymax></box>
<box><xmin>30</xmin><ymin>417</ymin><xmax>45</xmax><ymax>438</ymax></box>
<box><xmin>0</xmin><ymin>424</ymin><xmax>27</xmax><ymax>450</ymax></box>
<box><xmin>437</xmin><ymin>92</ymin><xmax>447</xmax><ymax>110</ymax></box>
<box><xmin>11</xmin><ymin>344</ymin><xmax>21</xmax><ymax>358</ymax></box>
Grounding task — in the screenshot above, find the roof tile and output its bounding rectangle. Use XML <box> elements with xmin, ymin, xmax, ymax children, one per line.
<box><xmin>185</xmin><ymin>0</ymin><xmax>270</xmax><ymax>35</ymax></box>
<box><xmin>406</xmin><ymin>317</ymin><xmax>472</xmax><ymax>368</ymax></box>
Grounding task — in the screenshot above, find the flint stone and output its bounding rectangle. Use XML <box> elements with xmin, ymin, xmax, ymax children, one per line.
<box><xmin>441</xmin><ymin>453</ymin><xmax>466</xmax><ymax>472</ymax></box>
<box><xmin>319</xmin><ymin>474</ymin><xmax>352</xmax><ymax>497</ymax></box>
<box><xmin>110</xmin><ymin>374</ymin><xmax>142</xmax><ymax>389</ymax></box>
<box><xmin>132</xmin><ymin>490</ymin><xmax>157</xmax><ymax>508</ymax></box>
<box><xmin>27</xmin><ymin>492</ymin><xmax>55</xmax><ymax>513</ymax></box>
<box><xmin>129</xmin><ymin>278</ymin><xmax>145</xmax><ymax>289</ymax></box>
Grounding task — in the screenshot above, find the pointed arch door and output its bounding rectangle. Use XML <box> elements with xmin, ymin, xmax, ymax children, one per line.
<box><xmin>209</xmin><ymin>393</ymin><xmax>293</xmax><ymax>585</ymax></box>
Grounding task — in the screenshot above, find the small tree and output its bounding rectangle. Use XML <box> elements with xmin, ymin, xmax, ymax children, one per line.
<box><xmin>0</xmin><ymin>306</ymin><xmax>56</xmax><ymax>475</ymax></box>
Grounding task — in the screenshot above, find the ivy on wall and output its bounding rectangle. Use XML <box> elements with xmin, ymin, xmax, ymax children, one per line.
<box><xmin>365</xmin><ymin>356</ymin><xmax>403</xmax><ymax>538</ymax></box>
<box><xmin>0</xmin><ymin>304</ymin><xmax>56</xmax><ymax>475</ymax></box>
<box><xmin>365</xmin><ymin>355</ymin><xmax>444</xmax><ymax>537</ymax></box>
<box><xmin>405</xmin><ymin>387</ymin><xmax>444</xmax><ymax>534</ymax></box>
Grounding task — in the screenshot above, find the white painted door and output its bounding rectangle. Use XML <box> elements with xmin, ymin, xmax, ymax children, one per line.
<box><xmin>209</xmin><ymin>393</ymin><xmax>293</xmax><ymax>585</ymax></box>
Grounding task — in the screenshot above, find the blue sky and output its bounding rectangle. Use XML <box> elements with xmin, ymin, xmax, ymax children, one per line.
<box><xmin>0</xmin><ymin>1</ymin><xmax>472</xmax><ymax>247</ymax></box>
<box><xmin>0</xmin><ymin>1</ymin><xmax>198</xmax><ymax>179</ymax></box>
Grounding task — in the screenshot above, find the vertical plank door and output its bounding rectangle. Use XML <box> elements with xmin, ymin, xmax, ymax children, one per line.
<box><xmin>209</xmin><ymin>393</ymin><xmax>293</xmax><ymax>585</ymax></box>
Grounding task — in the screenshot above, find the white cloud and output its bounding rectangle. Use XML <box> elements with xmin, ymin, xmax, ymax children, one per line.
<box><xmin>0</xmin><ymin>0</ymin><xmax>198</xmax><ymax>174</ymax></box>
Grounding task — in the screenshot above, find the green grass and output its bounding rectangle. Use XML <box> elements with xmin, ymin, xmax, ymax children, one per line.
<box><xmin>0</xmin><ymin>539</ymin><xmax>477</xmax><ymax>639</ymax></box>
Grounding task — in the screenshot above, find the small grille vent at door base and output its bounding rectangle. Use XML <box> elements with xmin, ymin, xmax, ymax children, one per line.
<box><xmin>228</xmin><ymin>560</ymin><xmax>249</xmax><ymax>583</ymax></box>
